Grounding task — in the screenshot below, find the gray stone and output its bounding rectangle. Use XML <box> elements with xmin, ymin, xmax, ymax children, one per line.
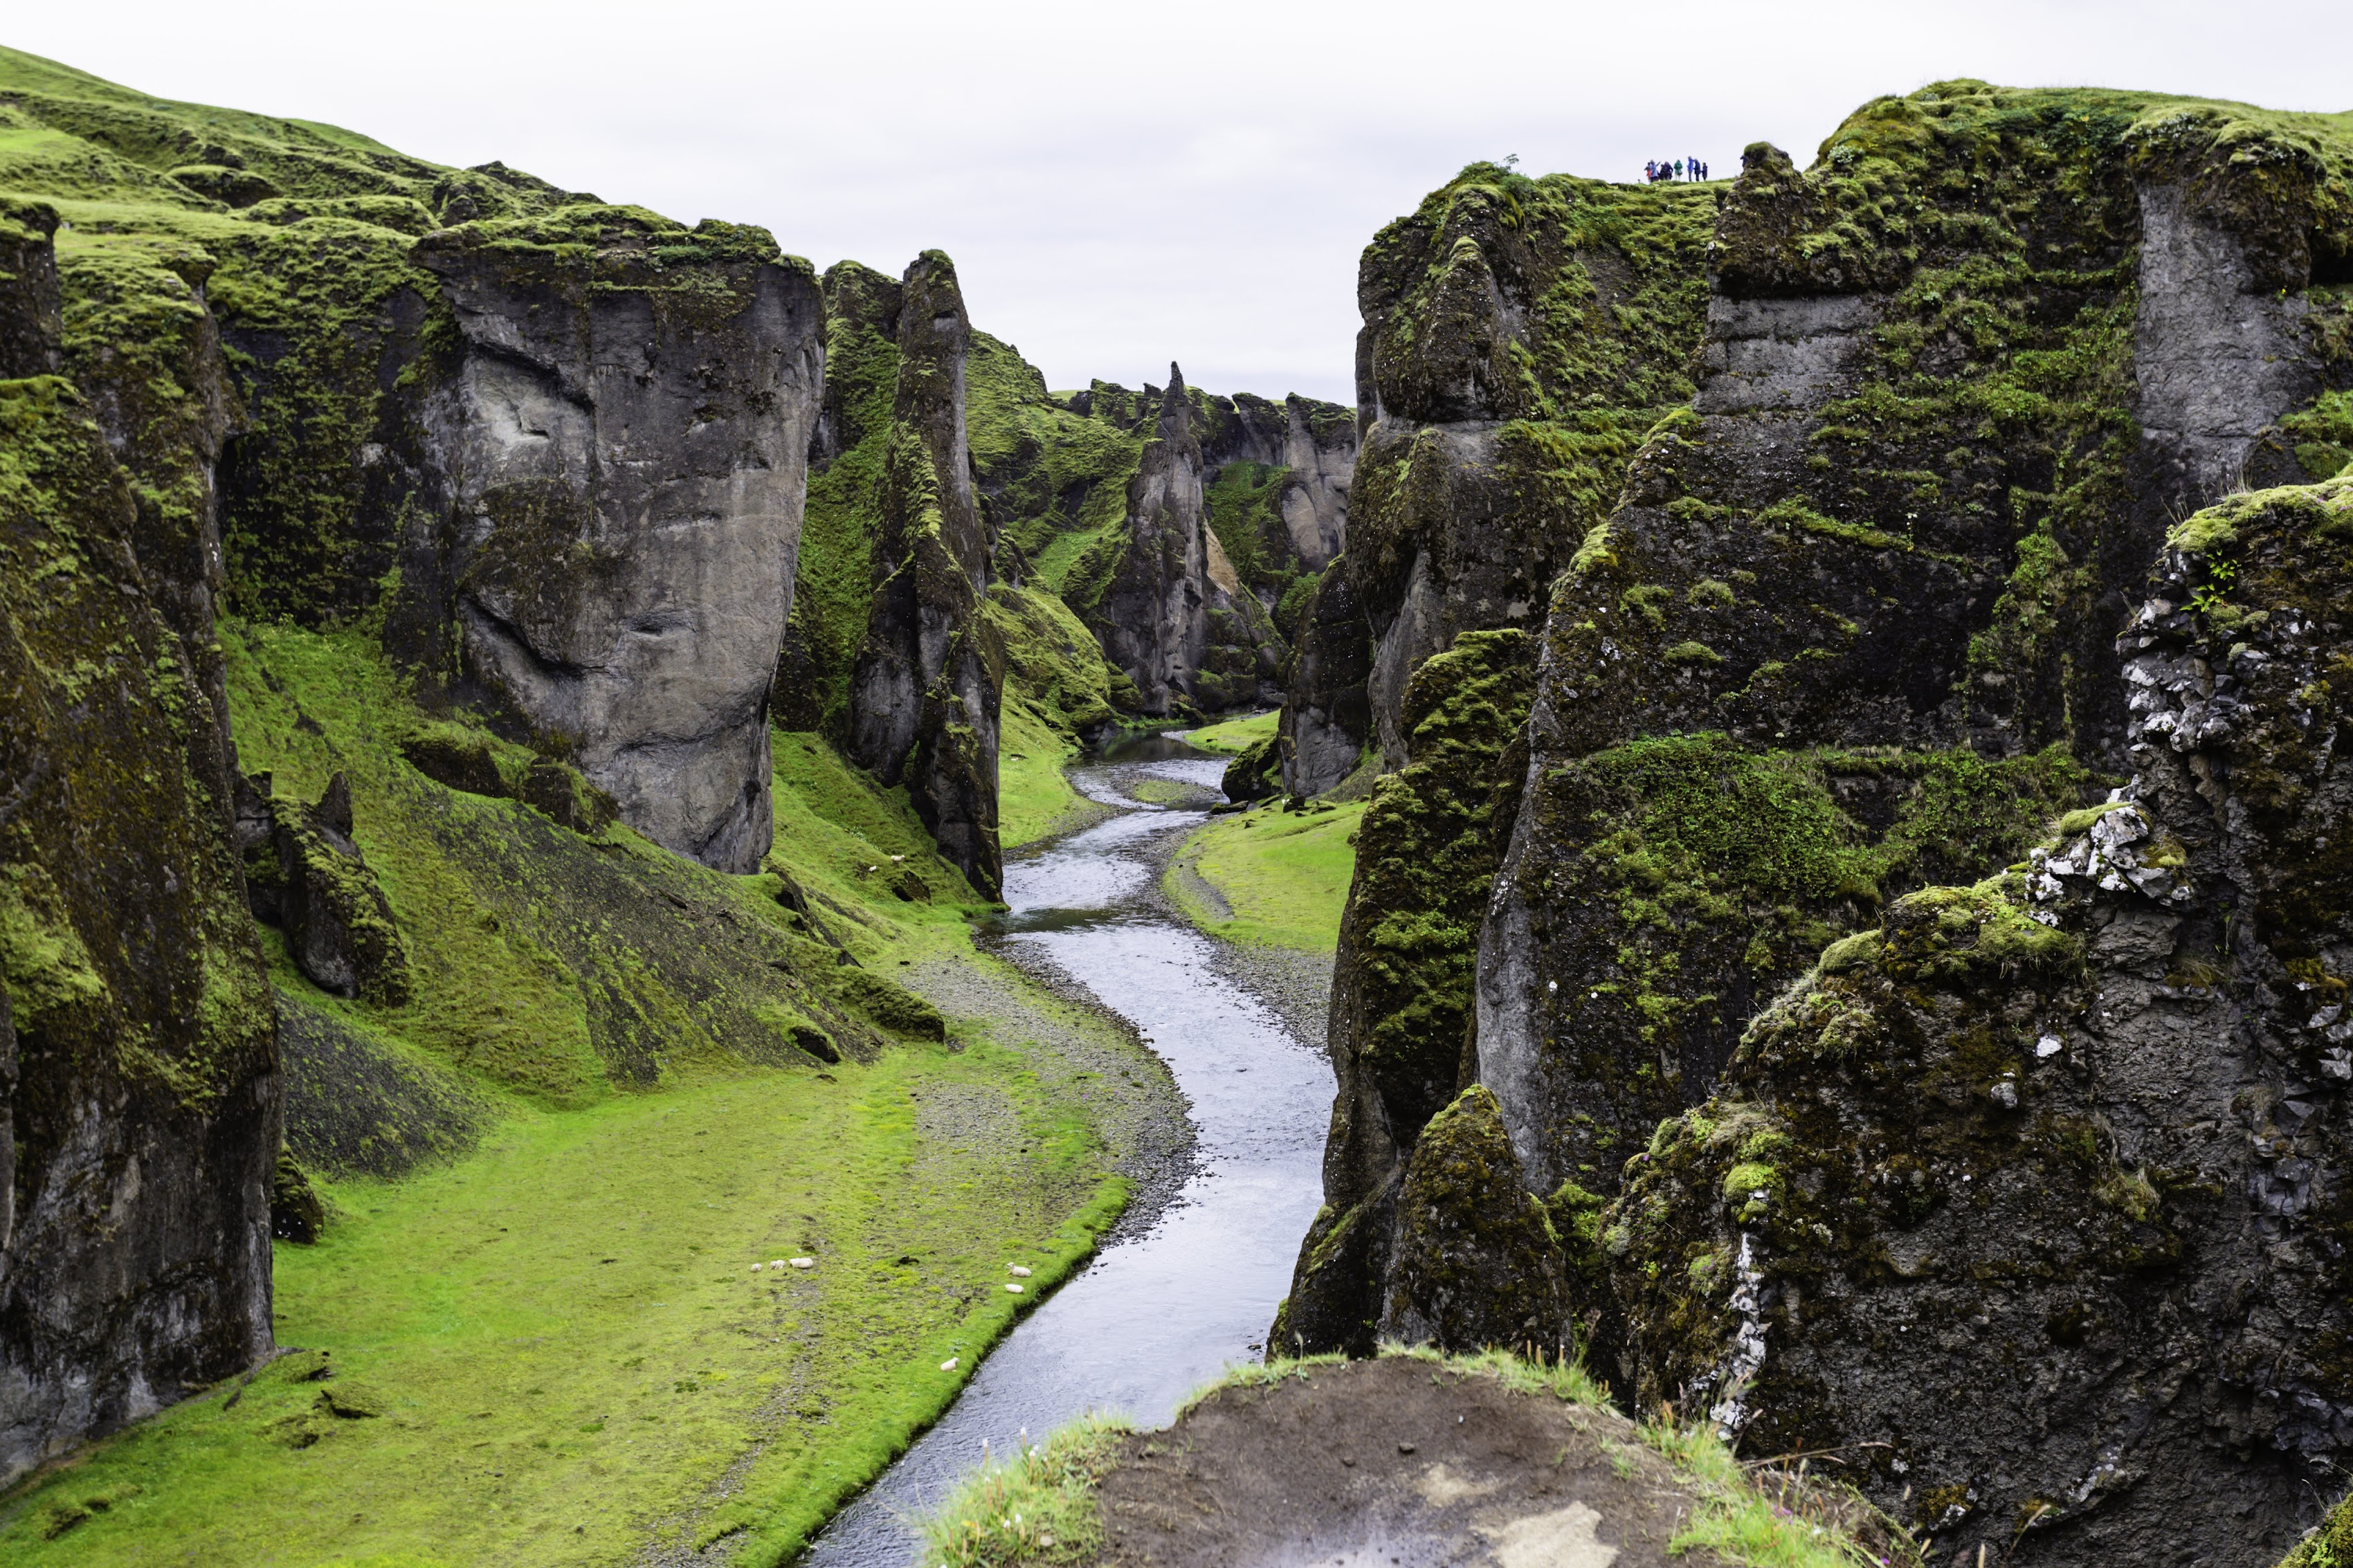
<box><xmin>399</xmin><ymin>212</ymin><xmax>824</xmax><ymax>873</ymax></box>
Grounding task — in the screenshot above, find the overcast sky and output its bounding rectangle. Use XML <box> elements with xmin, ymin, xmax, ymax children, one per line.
<box><xmin>11</xmin><ymin>2</ymin><xmax>2350</xmax><ymax>403</ymax></box>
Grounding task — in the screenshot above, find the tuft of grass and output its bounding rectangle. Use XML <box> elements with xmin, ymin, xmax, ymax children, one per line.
<box><xmin>1643</xmin><ymin>1422</ymin><xmax>1923</xmax><ymax>1568</ymax></box>
<box><xmin>920</xmin><ymin>1415</ymin><xmax>1134</xmax><ymax>1568</ymax></box>
<box><xmin>1165</xmin><ymin>802</ymin><xmax>1364</xmax><ymax>954</ymax></box>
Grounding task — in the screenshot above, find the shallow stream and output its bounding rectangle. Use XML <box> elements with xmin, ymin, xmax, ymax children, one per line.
<box><xmin>801</xmin><ymin>734</ymin><xmax>1332</xmax><ymax>1566</ymax></box>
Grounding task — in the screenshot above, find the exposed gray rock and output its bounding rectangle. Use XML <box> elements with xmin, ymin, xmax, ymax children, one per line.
<box><xmin>2134</xmin><ymin>180</ymin><xmax>2326</xmax><ymax>500</ymax></box>
<box><xmin>1275</xmin><ymin>559</ymin><xmax>1373</xmax><ymax>795</ymax></box>
<box><xmin>395</xmin><ymin>212</ymin><xmax>824</xmax><ymax>873</ymax></box>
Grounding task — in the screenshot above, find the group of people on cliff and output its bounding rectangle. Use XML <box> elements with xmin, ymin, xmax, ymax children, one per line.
<box><xmin>1644</xmin><ymin>157</ymin><xmax>1707</xmax><ymax>182</ymax></box>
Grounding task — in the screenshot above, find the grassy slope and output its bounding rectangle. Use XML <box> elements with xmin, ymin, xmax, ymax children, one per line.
<box><xmin>0</xmin><ymin>623</ymin><xmax>1160</xmax><ymax>1568</ymax></box>
<box><xmin>1178</xmin><ymin>710</ymin><xmax>1278</xmax><ymax>756</ymax></box>
<box><xmin>1165</xmin><ymin>803</ymin><xmax>1365</xmax><ymax>954</ymax></box>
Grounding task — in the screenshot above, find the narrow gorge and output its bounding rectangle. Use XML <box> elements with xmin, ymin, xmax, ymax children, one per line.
<box><xmin>5</xmin><ymin>37</ymin><xmax>2353</xmax><ymax>1568</ymax></box>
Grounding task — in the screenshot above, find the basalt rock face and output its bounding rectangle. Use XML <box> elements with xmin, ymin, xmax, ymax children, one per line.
<box><xmin>1608</xmin><ymin>475</ymin><xmax>2353</xmax><ymax>1565</ymax></box>
<box><xmin>1275</xmin><ymin>560</ymin><xmax>1374</xmax><ymax>796</ymax></box>
<box><xmin>1276</xmin><ymin>632</ymin><xmax>1534</xmax><ymax>1347</ymax></box>
<box><xmin>844</xmin><ymin>253</ymin><xmax>1005</xmax><ymax>897</ymax></box>
<box><xmin>388</xmin><ymin>209</ymin><xmax>824</xmax><ymax>873</ymax></box>
<box><xmin>1273</xmin><ymin>167</ymin><xmax>1714</xmax><ymax>1350</ymax></box>
<box><xmin>0</xmin><ymin>212</ymin><xmax>278</xmax><ymax>1482</ymax></box>
<box><xmin>1083</xmin><ymin>365</ymin><xmax>1285</xmax><ymax>717</ymax></box>
<box><xmin>1319</xmin><ymin>166</ymin><xmax>1714</xmax><ymax>777</ymax></box>
<box><xmin>1473</xmin><ymin>86</ymin><xmax>2353</xmax><ymax>1233</ymax></box>
<box><xmin>1194</xmin><ymin>390</ymin><xmax>1357</xmax><ymax>635</ymax></box>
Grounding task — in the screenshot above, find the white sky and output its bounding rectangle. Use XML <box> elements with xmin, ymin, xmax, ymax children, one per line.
<box><xmin>12</xmin><ymin>1</ymin><xmax>2350</xmax><ymax>404</ymax></box>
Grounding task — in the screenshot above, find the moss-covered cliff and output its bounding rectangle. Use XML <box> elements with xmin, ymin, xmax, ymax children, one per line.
<box><xmin>1279</xmin><ymin>80</ymin><xmax>2353</xmax><ymax>1567</ymax></box>
<box><xmin>0</xmin><ymin>201</ymin><xmax>276</xmax><ymax>1484</ymax></box>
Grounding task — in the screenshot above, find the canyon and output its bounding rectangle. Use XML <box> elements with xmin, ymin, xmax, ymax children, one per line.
<box><xmin>5</xmin><ymin>40</ymin><xmax>2353</xmax><ymax>1568</ymax></box>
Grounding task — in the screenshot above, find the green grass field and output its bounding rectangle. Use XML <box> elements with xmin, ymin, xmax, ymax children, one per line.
<box><xmin>998</xmin><ymin>696</ymin><xmax>1092</xmax><ymax>850</ymax></box>
<box><xmin>7</xmin><ymin>1046</ymin><xmax>1123</xmax><ymax>1568</ymax></box>
<box><xmin>1179</xmin><ymin>710</ymin><xmax>1278</xmax><ymax>756</ymax></box>
<box><xmin>1165</xmin><ymin>803</ymin><xmax>1364</xmax><ymax>954</ymax></box>
<box><xmin>0</xmin><ymin>626</ymin><xmax>1161</xmax><ymax>1568</ymax></box>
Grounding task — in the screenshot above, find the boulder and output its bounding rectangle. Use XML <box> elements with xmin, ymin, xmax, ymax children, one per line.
<box><xmin>273</xmin><ymin>774</ymin><xmax>411</xmax><ymax>1005</ymax></box>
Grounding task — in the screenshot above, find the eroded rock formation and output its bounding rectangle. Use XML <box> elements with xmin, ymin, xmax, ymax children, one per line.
<box><xmin>1612</xmin><ymin>475</ymin><xmax>2353</xmax><ymax>1562</ymax></box>
<box><xmin>390</xmin><ymin>208</ymin><xmax>825</xmax><ymax>873</ymax></box>
<box><xmin>846</xmin><ymin>253</ymin><xmax>1005</xmax><ymax>897</ymax></box>
<box><xmin>0</xmin><ymin>201</ymin><xmax>278</xmax><ymax>1483</ymax></box>
<box><xmin>1083</xmin><ymin>365</ymin><xmax>1287</xmax><ymax>717</ymax></box>
<box><xmin>1276</xmin><ymin>81</ymin><xmax>2353</xmax><ymax>1567</ymax></box>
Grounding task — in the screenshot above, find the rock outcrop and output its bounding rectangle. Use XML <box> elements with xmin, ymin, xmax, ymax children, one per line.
<box><xmin>1610</xmin><ymin>475</ymin><xmax>2353</xmax><ymax>1563</ymax></box>
<box><xmin>1194</xmin><ymin>390</ymin><xmax>1356</xmax><ymax>623</ymax></box>
<box><xmin>843</xmin><ymin>253</ymin><xmax>1005</xmax><ymax>897</ymax></box>
<box><xmin>1474</xmin><ymin>87</ymin><xmax>2353</xmax><ymax>1217</ymax></box>
<box><xmin>0</xmin><ymin>203</ymin><xmax>278</xmax><ymax>1483</ymax></box>
<box><xmin>1081</xmin><ymin>365</ymin><xmax>1286</xmax><ymax>717</ymax></box>
<box><xmin>386</xmin><ymin>208</ymin><xmax>824</xmax><ymax>874</ymax></box>
<box><xmin>1275</xmin><ymin>167</ymin><xmax>1714</xmax><ymax>1342</ymax></box>
<box><xmin>1282</xmin><ymin>93</ymin><xmax>2353</xmax><ymax>1565</ymax></box>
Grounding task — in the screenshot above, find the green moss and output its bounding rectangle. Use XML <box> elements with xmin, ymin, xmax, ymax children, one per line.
<box><xmin>1338</xmin><ymin>630</ymin><xmax>1538</xmax><ymax>1142</ymax></box>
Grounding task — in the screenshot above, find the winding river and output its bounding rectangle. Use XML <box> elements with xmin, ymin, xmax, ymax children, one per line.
<box><xmin>802</xmin><ymin>734</ymin><xmax>1333</xmax><ymax>1566</ymax></box>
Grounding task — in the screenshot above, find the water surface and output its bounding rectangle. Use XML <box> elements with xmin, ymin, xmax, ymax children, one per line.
<box><xmin>801</xmin><ymin>736</ymin><xmax>1329</xmax><ymax>1566</ymax></box>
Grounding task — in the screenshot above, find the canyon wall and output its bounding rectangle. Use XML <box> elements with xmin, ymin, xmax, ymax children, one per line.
<box><xmin>390</xmin><ymin>209</ymin><xmax>824</xmax><ymax>874</ymax></box>
<box><xmin>843</xmin><ymin>253</ymin><xmax>1004</xmax><ymax>897</ymax></box>
<box><xmin>0</xmin><ymin>200</ymin><xmax>278</xmax><ymax>1484</ymax></box>
<box><xmin>1280</xmin><ymin>82</ymin><xmax>2353</xmax><ymax>1563</ymax></box>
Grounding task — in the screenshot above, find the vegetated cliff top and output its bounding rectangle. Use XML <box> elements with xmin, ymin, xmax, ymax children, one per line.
<box><xmin>1732</xmin><ymin>80</ymin><xmax>2353</xmax><ymax>295</ymax></box>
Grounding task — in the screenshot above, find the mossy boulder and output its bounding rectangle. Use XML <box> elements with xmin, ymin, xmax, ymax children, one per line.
<box><xmin>828</xmin><ymin>966</ymin><xmax>947</xmax><ymax>1043</ymax></box>
<box><xmin>1381</xmin><ymin>1086</ymin><xmax>1568</xmax><ymax>1353</ymax></box>
<box><xmin>1219</xmin><ymin>734</ymin><xmax>1282</xmax><ymax>803</ymax></box>
<box><xmin>271</xmin><ymin>773</ymin><xmax>410</xmax><ymax>1005</ymax></box>
<box><xmin>270</xmin><ymin>1149</ymin><xmax>325</xmax><ymax>1243</ymax></box>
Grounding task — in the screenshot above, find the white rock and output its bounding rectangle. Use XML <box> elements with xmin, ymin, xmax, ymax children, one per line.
<box><xmin>2035</xmin><ymin>1034</ymin><xmax>2063</xmax><ymax>1058</ymax></box>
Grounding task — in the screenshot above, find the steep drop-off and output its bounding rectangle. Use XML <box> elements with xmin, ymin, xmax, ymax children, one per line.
<box><xmin>0</xmin><ymin>198</ymin><xmax>276</xmax><ymax>1485</ymax></box>
<box><xmin>1275</xmin><ymin>81</ymin><xmax>2353</xmax><ymax>1567</ymax></box>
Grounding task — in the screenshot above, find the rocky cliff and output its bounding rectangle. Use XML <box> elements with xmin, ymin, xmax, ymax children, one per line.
<box><xmin>0</xmin><ymin>199</ymin><xmax>278</xmax><ymax>1484</ymax></box>
<box><xmin>1477</xmin><ymin>86</ymin><xmax>2352</xmax><ymax>1203</ymax></box>
<box><xmin>842</xmin><ymin>253</ymin><xmax>1005</xmax><ymax>897</ymax></box>
<box><xmin>387</xmin><ymin>208</ymin><xmax>824</xmax><ymax>874</ymax></box>
<box><xmin>1275</xmin><ymin>165</ymin><xmax>1716</xmax><ymax>1347</ymax></box>
<box><xmin>1276</xmin><ymin>81</ymin><xmax>2353</xmax><ymax>1565</ymax></box>
<box><xmin>1068</xmin><ymin>365</ymin><xmax>1289</xmax><ymax>717</ymax></box>
<box><xmin>1612</xmin><ymin>475</ymin><xmax>2353</xmax><ymax>1562</ymax></box>
<box><xmin>1277</xmin><ymin>166</ymin><xmax>1715</xmax><ymax>796</ymax></box>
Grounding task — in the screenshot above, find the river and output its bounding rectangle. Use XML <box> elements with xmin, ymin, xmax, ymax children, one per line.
<box><xmin>801</xmin><ymin>733</ymin><xmax>1333</xmax><ymax>1566</ymax></box>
